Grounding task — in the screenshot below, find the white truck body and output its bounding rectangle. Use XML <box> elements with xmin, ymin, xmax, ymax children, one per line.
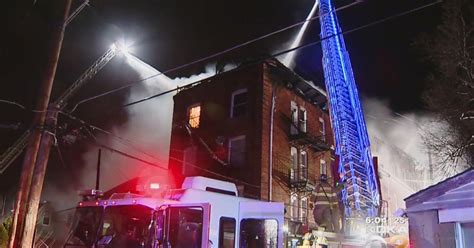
<box><xmin>67</xmin><ymin>176</ymin><xmax>284</xmax><ymax>248</ymax></box>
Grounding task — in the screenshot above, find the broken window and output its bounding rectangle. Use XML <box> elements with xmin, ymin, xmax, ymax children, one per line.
<box><xmin>188</xmin><ymin>104</ymin><xmax>201</xmax><ymax>128</ymax></box>
<box><xmin>231</xmin><ymin>89</ymin><xmax>248</xmax><ymax>118</ymax></box>
<box><xmin>228</xmin><ymin>136</ymin><xmax>246</xmax><ymax>167</ymax></box>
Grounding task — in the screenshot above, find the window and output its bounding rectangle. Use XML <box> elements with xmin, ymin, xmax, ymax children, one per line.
<box><xmin>300</xmin><ymin>151</ymin><xmax>308</xmax><ymax>180</ymax></box>
<box><xmin>98</xmin><ymin>205</ymin><xmax>154</xmax><ymax>247</ymax></box>
<box><xmin>188</xmin><ymin>104</ymin><xmax>201</xmax><ymax>128</ymax></box>
<box><xmin>300</xmin><ymin>197</ymin><xmax>308</xmax><ymax>222</ymax></box>
<box><xmin>219</xmin><ymin>217</ymin><xmax>236</xmax><ymax>248</ymax></box>
<box><xmin>299</xmin><ymin>107</ymin><xmax>307</xmax><ymax>133</ymax></box>
<box><xmin>167</xmin><ymin>207</ymin><xmax>204</xmax><ymax>248</ymax></box>
<box><xmin>42</xmin><ymin>211</ymin><xmax>51</xmax><ymax>226</ymax></box>
<box><xmin>228</xmin><ymin>136</ymin><xmax>246</xmax><ymax>167</ymax></box>
<box><xmin>240</xmin><ymin>219</ymin><xmax>278</xmax><ymax>248</ymax></box>
<box><xmin>290</xmin><ymin>101</ymin><xmax>298</xmax><ymax>135</ymax></box>
<box><xmin>290</xmin><ymin>193</ymin><xmax>298</xmax><ymax>220</ymax></box>
<box><xmin>290</xmin><ymin>147</ymin><xmax>298</xmax><ymax>180</ymax></box>
<box><xmin>319</xmin><ymin>117</ymin><xmax>326</xmax><ymax>141</ymax></box>
<box><xmin>183</xmin><ymin>146</ymin><xmax>197</xmax><ymax>175</ymax></box>
<box><xmin>231</xmin><ymin>89</ymin><xmax>248</xmax><ymax>118</ymax></box>
<box><xmin>460</xmin><ymin>222</ymin><xmax>474</xmax><ymax>247</ymax></box>
<box><xmin>320</xmin><ymin>159</ymin><xmax>327</xmax><ymax>176</ymax></box>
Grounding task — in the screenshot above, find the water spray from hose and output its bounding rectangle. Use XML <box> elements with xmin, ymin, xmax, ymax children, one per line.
<box><xmin>282</xmin><ymin>0</ymin><xmax>319</xmax><ymax>68</ymax></box>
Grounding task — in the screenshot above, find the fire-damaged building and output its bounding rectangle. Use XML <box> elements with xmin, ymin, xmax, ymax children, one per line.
<box><xmin>168</xmin><ymin>59</ymin><xmax>341</xmax><ymax>244</ymax></box>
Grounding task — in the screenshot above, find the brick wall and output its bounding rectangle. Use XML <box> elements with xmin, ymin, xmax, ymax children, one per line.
<box><xmin>169</xmin><ymin>60</ymin><xmax>337</xmax><ymax>230</ymax></box>
<box><xmin>261</xmin><ymin>62</ymin><xmax>334</xmax><ymax>228</ymax></box>
<box><xmin>169</xmin><ymin>63</ymin><xmax>264</xmax><ymax>198</ymax></box>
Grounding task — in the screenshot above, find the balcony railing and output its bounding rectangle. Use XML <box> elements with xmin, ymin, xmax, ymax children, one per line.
<box><xmin>289</xmin><ymin>168</ymin><xmax>314</xmax><ymax>192</ymax></box>
<box><xmin>282</xmin><ymin>114</ymin><xmax>331</xmax><ymax>152</ymax></box>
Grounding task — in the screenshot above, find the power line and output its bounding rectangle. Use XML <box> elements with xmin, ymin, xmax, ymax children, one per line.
<box><xmin>61</xmin><ymin>111</ymin><xmax>261</xmax><ymax>189</ymax></box>
<box><xmin>0</xmin><ymin>99</ymin><xmax>46</xmax><ymax>113</ymax></box>
<box><xmin>69</xmin><ymin>1</ymin><xmax>363</xmax><ymax>112</ymax></box>
<box><xmin>62</xmin><ymin>112</ymin><xmax>258</xmax><ymax>187</ymax></box>
<box><xmin>60</xmin><ymin>111</ymin><xmax>164</xmax><ymax>162</ymax></box>
<box><xmin>121</xmin><ymin>0</ymin><xmax>442</xmax><ymax>108</ymax></box>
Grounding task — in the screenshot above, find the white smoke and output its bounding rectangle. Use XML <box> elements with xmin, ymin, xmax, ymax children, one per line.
<box><xmin>363</xmin><ymin>98</ymin><xmax>444</xmax><ymax>214</ymax></box>
<box><xmin>76</xmin><ymin>55</ymin><xmax>236</xmax><ymax>192</ymax></box>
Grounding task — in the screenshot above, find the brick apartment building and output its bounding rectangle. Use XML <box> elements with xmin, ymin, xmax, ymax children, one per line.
<box><xmin>168</xmin><ymin>59</ymin><xmax>337</xmax><ymax>238</ymax></box>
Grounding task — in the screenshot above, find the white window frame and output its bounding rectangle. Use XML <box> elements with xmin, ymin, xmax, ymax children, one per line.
<box><xmin>187</xmin><ymin>103</ymin><xmax>201</xmax><ymax>128</ymax></box>
<box><xmin>320</xmin><ymin>159</ymin><xmax>327</xmax><ymax>176</ymax></box>
<box><xmin>300</xmin><ymin>150</ymin><xmax>308</xmax><ymax>180</ymax></box>
<box><xmin>230</xmin><ymin>88</ymin><xmax>248</xmax><ymax>118</ymax></box>
<box><xmin>299</xmin><ymin>107</ymin><xmax>307</xmax><ymax>133</ymax></box>
<box><xmin>300</xmin><ymin>197</ymin><xmax>308</xmax><ymax>221</ymax></box>
<box><xmin>290</xmin><ymin>193</ymin><xmax>299</xmax><ymax>220</ymax></box>
<box><xmin>290</xmin><ymin>147</ymin><xmax>298</xmax><ymax>180</ymax></box>
<box><xmin>290</xmin><ymin>101</ymin><xmax>298</xmax><ymax>135</ymax></box>
<box><xmin>319</xmin><ymin>117</ymin><xmax>326</xmax><ymax>141</ymax></box>
<box><xmin>228</xmin><ymin>135</ymin><xmax>246</xmax><ymax>167</ymax></box>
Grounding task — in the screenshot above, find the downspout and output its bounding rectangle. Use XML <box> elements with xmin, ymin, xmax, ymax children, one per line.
<box><xmin>269</xmin><ymin>86</ymin><xmax>276</xmax><ymax>201</ymax></box>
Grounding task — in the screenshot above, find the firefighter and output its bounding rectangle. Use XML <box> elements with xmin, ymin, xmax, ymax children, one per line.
<box><xmin>312</xmin><ymin>174</ymin><xmax>341</xmax><ymax>233</ymax></box>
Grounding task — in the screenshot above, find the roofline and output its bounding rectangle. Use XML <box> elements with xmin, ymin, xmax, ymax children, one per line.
<box><xmin>264</xmin><ymin>58</ymin><xmax>327</xmax><ymax>97</ymax></box>
<box><xmin>404</xmin><ymin>167</ymin><xmax>474</xmax><ymax>204</ymax></box>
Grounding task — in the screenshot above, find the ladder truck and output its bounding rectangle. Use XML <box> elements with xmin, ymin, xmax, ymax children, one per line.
<box><xmin>0</xmin><ymin>44</ymin><xmax>123</xmax><ymax>174</ymax></box>
<box><xmin>65</xmin><ymin>176</ymin><xmax>284</xmax><ymax>248</ymax></box>
<box><xmin>318</xmin><ymin>0</ymin><xmax>381</xmax><ymax>236</ymax></box>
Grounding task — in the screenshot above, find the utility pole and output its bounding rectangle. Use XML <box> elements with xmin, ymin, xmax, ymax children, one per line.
<box><xmin>96</xmin><ymin>149</ymin><xmax>102</xmax><ymax>190</ymax></box>
<box><xmin>8</xmin><ymin>0</ymin><xmax>72</xmax><ymax>247</ymax></box>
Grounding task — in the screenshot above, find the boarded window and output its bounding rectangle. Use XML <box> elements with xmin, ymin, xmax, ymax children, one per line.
<box><xmin>188</xmin><ymin>104</ymin><xmax>201</xmax><ymax>128</ymax></box>
<box><xmin>228</xmin><ymin>136</ymin><xmax>246</xmax><ymax>167</ymax></box>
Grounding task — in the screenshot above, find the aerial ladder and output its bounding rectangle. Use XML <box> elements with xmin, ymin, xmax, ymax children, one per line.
<box><xmin>318</xmin><ymin>0</ymin><xmax>380</xmax><ymax>234</ymax></box>
<box><xmin>0</xmin><ymin>45</ymin><xmax>121</xmax><ymax>173</ymax></box>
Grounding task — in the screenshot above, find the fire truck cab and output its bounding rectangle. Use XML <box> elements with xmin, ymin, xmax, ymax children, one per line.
<box><xmin>65</xmin><ymin>176</ymin><xmax>284</xmax><ymax>248</ymax></box>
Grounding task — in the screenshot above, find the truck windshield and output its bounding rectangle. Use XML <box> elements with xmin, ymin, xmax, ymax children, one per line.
<box><xmin>98</xmin><ymin>205</ymin><xmax>154</xmax><ymax>248</ymax></box>
<box><xmin>66</xmin><ymin>206</ymin><xmax>103</xmax><ymax>247</ymax></box>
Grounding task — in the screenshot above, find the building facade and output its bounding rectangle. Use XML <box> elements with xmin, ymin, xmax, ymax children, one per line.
<box><xmin>168</xmin><ymin>59</ymin><xmax>338</xmax><ymax>242</ymax></box>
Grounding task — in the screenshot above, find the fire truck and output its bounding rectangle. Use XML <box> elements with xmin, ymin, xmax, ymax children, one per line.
<box><xmin>64</xmin><ymin>176</ymin><xmax>284</xmax><ymax>248</ymax></box>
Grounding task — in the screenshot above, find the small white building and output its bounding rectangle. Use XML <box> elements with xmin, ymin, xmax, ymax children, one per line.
<box><xmin>404</xmin><ymin>168</ymin><xmax>474</xmax><ymax>248</ymax></box>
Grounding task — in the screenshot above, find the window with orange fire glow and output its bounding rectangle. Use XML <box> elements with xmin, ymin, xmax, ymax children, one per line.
<box><xmin>188</xmin><ymin>104</ymin><xmax>201</xmax><ymax>128</ymax></box>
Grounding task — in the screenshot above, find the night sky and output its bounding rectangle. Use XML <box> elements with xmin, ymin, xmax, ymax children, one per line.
<box><xmin>0</xmin><ymin>0</ymin><xmax>441</xmax><ymax>188</ymax></box>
